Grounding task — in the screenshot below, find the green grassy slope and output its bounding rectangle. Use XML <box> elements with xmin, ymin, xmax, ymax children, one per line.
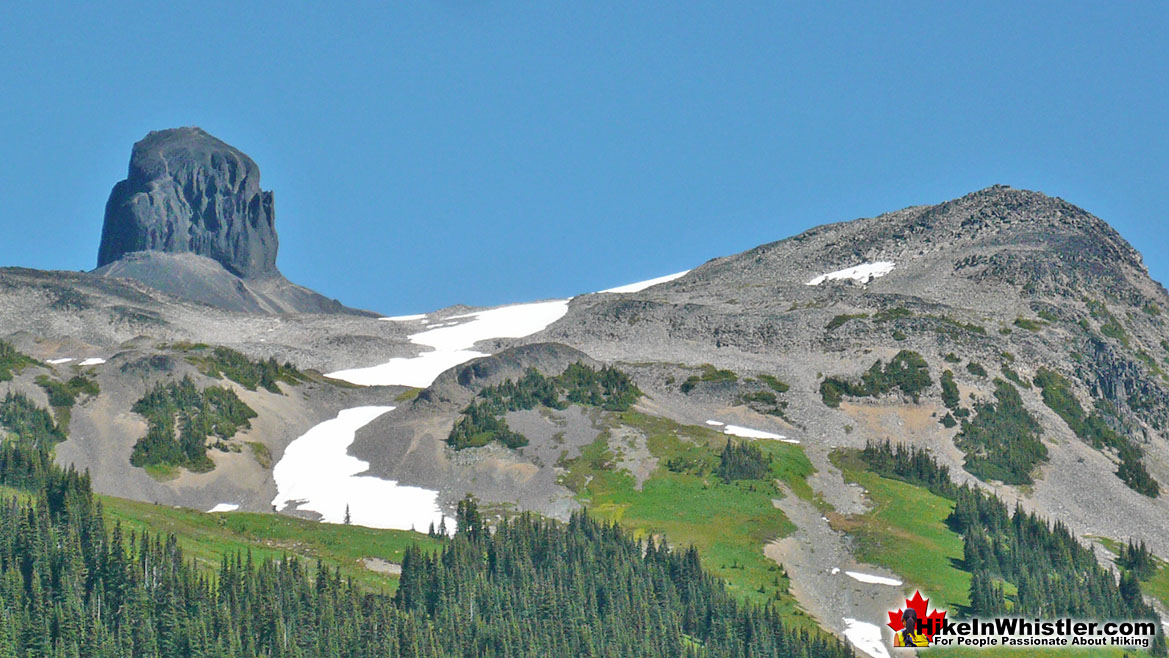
<box><xmin>98</xmin><ymin>494</ymin><xmax>443</xmax><ymax>592</ymax></box>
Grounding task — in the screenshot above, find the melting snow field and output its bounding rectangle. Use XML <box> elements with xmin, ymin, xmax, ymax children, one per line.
<box><xmin>717</xmin><ymin>423</ymin><xmax>800</xmax><ymax>443</ymax></box>
<box><xmin>327</xmin><ymin>300</ymin><xmax>570</xmax><ymax>388</ymax></box>
<box><xmin>845</xmin><ymin>571</ymin><xmax>903</xmax><ymax>586</ymax></box>
<box><xmin>47</xmin><ymin>358</ymin><xmax>74</xmax><ymax>365</ymax></box>
<box><xmin>78</xmin><ymin>358</ymin><xmax>106</xmax><ymax>366</ymax></box>
<box><xmin>271</xmin><ymin>406</ymin><xmax>447</xmax><ymax>531</ymax></box>
<box><xmin>207</xmin><ymin>503</ymin><xmax>239</xmax><ymax>513</ymax></box>
<box><xmin>600</xmin><ymin>270</ymin><xmax>690</xmax><ymax>294</ymax></box>
<box><xmin>806</xmin><ymin>262</ymin><xmax>894</xmax><ymax>286</ymax></box>
<box><xmin>842</xmin><ymin>618</ymin><xmax>891</xmax><ymax>658</ymax></box>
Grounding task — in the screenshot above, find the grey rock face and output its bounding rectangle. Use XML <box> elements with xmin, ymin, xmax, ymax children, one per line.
<box><xmin>97</xmin><ymin>127</ymin><xmax>278</xmax><ymax>279</ymax></box>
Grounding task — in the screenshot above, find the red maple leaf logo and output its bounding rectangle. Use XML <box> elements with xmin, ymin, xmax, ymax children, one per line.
<box><xmin>887</xmin><ymin>590</ymin><xmax>947</xmax><ymax>641</ymax></box>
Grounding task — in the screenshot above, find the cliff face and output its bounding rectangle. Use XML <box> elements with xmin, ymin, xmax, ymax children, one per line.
<box><xmin>93</xmin><ymin>128</ymin><xmax>373</xmax><ymax>315</ymax></box>
<box><xmin>97</xmin><ymin>127</ymin><xmax>279</xmax><ymax>279</ymax></box>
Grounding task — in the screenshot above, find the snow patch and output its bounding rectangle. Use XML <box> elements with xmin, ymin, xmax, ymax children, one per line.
<box><xmin>806</xmin><ymin>262</ymin><xmax>894</xmax><ymax>286</ymax></box>
<box><xmin>705</xmin><ymin>420</ymin><xmax>725</xmax><ymax>427</ymax></box>
<box><xmin>721</xmin><ymin>425</ymin><xmax>799</xmax><ymax>443</ymax></box>
<box><xmin>830</xmin><ymin>567</ymin><xmax>841</xmax><ymax>575</ymax></box>
<box><xmin>78</xmin><ymin>358</ymin><xmax>106</xmax><ymax>366</ymax></box>
<box><xmin>842</xmin><ymin>618</ymin><xmax>891</xmax><ymax>658</ymax></box>
<box><xmin>845</xmin><ymin>571</ymin><xmax>902</xmax><ymax>586</ymax></box>
<box><xmin>207</xmin><ymin>503</ymin><xmax>239</xmax><ymax>513</ymax></box>
<box><xmin>381</xmin><ymin>314</ymin><xmax>428</xmax><ymax>322</ymax></box>
<box><xmin>271</xmin><ymin>406</ymin><xmax>447</xmax><ymax>531</ymax></box>
<box><xmin>47</xmin><ymin>358</ymin><xmax>74</xmax><ymax>365</ymax></box>
<box><xmin>327</xmin><ymin>300</ymin><xmax>570</xmax><ymax>388</ymax></box>
<box><xmin>601</xmin><ymin>270</ymin><xmax>690</xmax><ymax>294</ymax></box>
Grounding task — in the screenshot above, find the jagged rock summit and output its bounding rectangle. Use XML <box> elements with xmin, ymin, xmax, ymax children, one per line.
<box><xmin>94</xmin><ymin>127</ymin><xmax>371</xmax><ymax>315</ymax></box>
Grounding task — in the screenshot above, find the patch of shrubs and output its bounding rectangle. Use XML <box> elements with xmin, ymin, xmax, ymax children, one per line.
<box><xmin>1033</xmin><ymin>368</ymin><xmax>1158</xmax><ymax>497</ymax></box>
<box><xmin>449</xmin><ymin>363</ymin><xmax>641</xmax><ymax>450</ymax></box>
<box><xmin>820</xmin><ymin>350</ymin><xmax>931</xmax><ymax>407</ymax></box>
<box><xmin>0</xmin><ymin>341</ymin><xmax>37</xmax><ymax>382</ymax></box>
<box><xmin>129</xmin><ymin>377</ymin><xmax>257</xmax><ymax>473</ymax></box>
<box><xmin>187</xmin><ymin>345</ymin><xmax>304</xmax><ymax>393</ymax></box>
<box><xmin>716</xmin><ymin>440</ymin><xmax>770</xmax><ymax>483</ymax></box>
<box><xmin>954</xmin><ymin>379</ymin><xmax>1046</xmax><ymax>485</ymax></box>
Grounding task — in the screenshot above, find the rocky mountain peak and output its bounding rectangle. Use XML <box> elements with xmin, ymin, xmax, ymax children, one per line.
<box><xmin>97</xmin><ymin>127</ymin><xmax>278</xmax><ymax>279</ymax></box>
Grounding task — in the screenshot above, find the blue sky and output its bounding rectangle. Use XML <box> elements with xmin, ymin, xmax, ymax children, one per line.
<box><xmin>1</xmin><ymin>3</ymin><xmax>1165</xmax><ymax>314</ymax></box>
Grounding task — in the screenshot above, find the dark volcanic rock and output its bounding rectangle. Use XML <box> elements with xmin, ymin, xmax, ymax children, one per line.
<box><xmin>97</xmin><ymin>127</ymin><xmax>278</xmax><ymax>279</ymax></box>
<box><xmin>94</xmin><ymin>128</ymin><xmax>374</xmax><ymax>315</ymax></box>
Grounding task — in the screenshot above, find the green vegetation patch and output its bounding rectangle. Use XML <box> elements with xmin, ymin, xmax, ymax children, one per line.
<box><xmin>101</xmin><ymin>494</ymin><xmax>440</xmax><ymax>592</ymax></box>
<box><xmin>562</xmin><ymin>410</ymin><xmax>815</xmax><ymax>620</ymax></box>
<box><xmin>129</xmin><ymin>377</ymin><xmax>258</xmax><ymax>473</ymax></box>
<box><xmin>0</xmin><ymin>341</ymin><xmax>37</xmax><ymax>382</ymax></box>
<box><xmin>0</xmin><ymin>392</ymin><xmax>66</xmax><ymax>450</ymax></box>
<box><xmin>847</xmin><ymin>443</ymin><xmax>1166</xmax><ymax>656</ymax></box>
<box><xmin>1013</xmin><ymin>317</ymin><xmax>1046</xmax><ymax>331</ymax></box>
<box><xmin>756</xmin><ymin>373</ymin><xmax>790</xmax><ymax>393</ymax></box>
<box><xmin>34</xmin><ymin>373</ymin><xmax>99</xmax><ymax>428</ymax></box>
<box><xmin>954</xmin><ymin>379</ymin><xmax>1046</xmax><ymax>485</ymax></box>
<box><xmin>832</xmin><ymin>447</ymin><xmax>970</xmax><ymax>611</ymax></box>
<box><xmin>680</xmin><ymin>363</ymin><xmax>739</xmax><ymax>393</ymax></box>
<box><xmin>1033</xmin><ymin>368</ymin><xmax>1158</xmax><ymax>497</ymax></box>
<box><xmin>820</xmin><ymin>349</ymin><xmax>931</xmax><ymax>407</ymax></box>
<box><xmin>826</xmin><ymin>313</ymin><xmax>868</xmax><ymax>330</ymax></box>
<box><xmin>873</xmin><ymin>306</ymin><xmax>913</xmax><ymax>322</ymax></box>
<box><xmin>185</xmin><ymin>344</ymin><xmax>304</xmax><ymax>393</ymax></box>
<box><xmin>966</xmin><ymin>361</ymin><xmax>988</xmax><ymax>377</ymax></box>
<box><xmin>449</xmin><ymin>362</ymin><xmax>641</xmax><ymax>450</ymax></box>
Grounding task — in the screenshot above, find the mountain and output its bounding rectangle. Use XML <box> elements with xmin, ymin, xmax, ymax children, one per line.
<box><xmin>3</xmin><ymin>183</ymin><xmax>1168</xmax><ymax>656</ymax></box>
<box><xmin>94</xmin><ymin>127</ymin><xmax>372</xmax><ymax>315</ymax></box>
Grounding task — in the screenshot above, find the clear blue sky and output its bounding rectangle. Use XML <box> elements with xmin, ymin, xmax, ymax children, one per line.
<box><xmin>1</xmin><ymin>3</ymin><xmax>1165</xmax><ymax>314</ymax></box>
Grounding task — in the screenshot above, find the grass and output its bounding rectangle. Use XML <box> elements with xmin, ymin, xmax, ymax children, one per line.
<box><xmin>560</xmin><ymin>410</ymin><xmax>817</xmax><ymax>626</ymax></box>
<box><xmin>831</xmin><ymin>449</ymin><xmax>971</xmax><ymax>612</ymax></box>
<box><xmin>395</xmin><ymin>387</ymin><xmax>423</xmax><ymax>402</ymax></box>
<box><xmin>247</xmin><ymin>441</ymin><xmax>272</xmax><ymax>468</ymax></box>
<box><xmin>99</xmin><ymin>494</ymin><xmax>442</xmax><ymax>593</ymax></box>
<box><xmin>827</xmin><ymin>464</ymin><xmax>1155</xmax><ymax>658</ymax></box>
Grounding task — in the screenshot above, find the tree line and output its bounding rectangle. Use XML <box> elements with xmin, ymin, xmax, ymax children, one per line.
<box><xmin>861</xmin><ymin>439</ymin><xmax>1165</xmax><ymax>656</ymax></box>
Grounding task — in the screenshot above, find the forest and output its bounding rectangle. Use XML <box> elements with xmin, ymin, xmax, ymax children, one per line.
<box><xmin>952</xmin><ymin>378</ymin><xmax>1046</xmax><ymax>485</ymax></box>
<box><xmin>861</xmin><ymin>439</ymin><xmax>1166</xmax><ymax>655</ymax></box>
<box><xmin>0</xmin><ymin>388</ymin><xmax>853</xmax><ymax>657</ymax></box>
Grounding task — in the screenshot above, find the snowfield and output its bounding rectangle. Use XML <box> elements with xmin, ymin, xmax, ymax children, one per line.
<box><xmin>806</xmin><ymin>261</ymin><xmax>894</xmax><ymax>286</ymax></box>
<box><xmin>382</xmin><ymin>313</ymin><xmax>428</xmax><ymax>322</ymax></box>
<box><xmin>78</xmin><ymin>357</ymin><xmax>106</xmax><ymax>366</ymax></box>
<box><xmin>842</xmin><ymin>618</ymin><xmax>890</xmax><ymax>658</ymax></box>
<box><xmin>327</xmin><ymin>300</ymin><xmax>570</xmax><ymax>388</ymax></box>
<box><xmin>271</xmin><ymin>406</ymin><xmax>448</xmax><ymax>531</ymax></box>
<box><xmin>600</xmin><ymin>270</ymin><xmax>689</xmax><ymax>294</ymax></box>
<box><xmin>47</xmin><ymin>358</ymin><xmax>74</xmax><ymax>364</ymax></box>
<box><xmin>207</xmin><ymin>503</ymin><xmax>239</xmax><ymax>513</ymax></box>
<box><xmin>844</xmin><ymin>571</ymin><xmax>902</xmax><ymax>586</ymax></box>
<box><xmin>720</xmin><ymin>424</ymin><xmax>799</xmax><ymax>443</ymax></box>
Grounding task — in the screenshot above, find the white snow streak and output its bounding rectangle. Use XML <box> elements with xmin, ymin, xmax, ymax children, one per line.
<box><xmin>806</xmin><ymin>262</ymin><xmax>894</xmax><ymax>286</ymax></box>
<box><xmin>381</xmin><ymin>314</ymin><xmax>428</xmax><ymax>322</ymax></box>
<box><xmin>327</xmin><ymin>300</ymin><xmax>570</xmax><ymax>388</ymax></box>
<box><xmin>207</xmin><ymin>503</ymin><xmax>239</xmax><ymax>513</ymax></box>
<box><xmin>47</xmin><ymin>358</ymin><xmax>74</xmax><ymax>365</ymax></box>
<box><xmin>705</xmin><ymin>420</ymin><xmax>725</xmax><ymax>426</ymax></box>
<box><xmin>600</xmin><ymin>270</ymin><xmax>690</xmax><ymax>294</ymax></box>
<box><xmin>271</xmin><ymin>406</ymin><xmax>447</xmax><ymax>531</ymax></box>
<box><xmin>722</xmin><ymin>425</ymin><xmax>799</xmax><ymax>443</ymax></box>
<box><xmin>842</xmin><ymin>618</ymin><xmax>891</xmax><ymax>658</ymax></box>
<box><xmin>845</xmin><ymin>571</ymin><xmax>903</xmax><ymax>586</ymax></box>
<box><xmin>78</xmin><ymin>358</ymin><xmax>106</xmax><ymax>366</ymax></box>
